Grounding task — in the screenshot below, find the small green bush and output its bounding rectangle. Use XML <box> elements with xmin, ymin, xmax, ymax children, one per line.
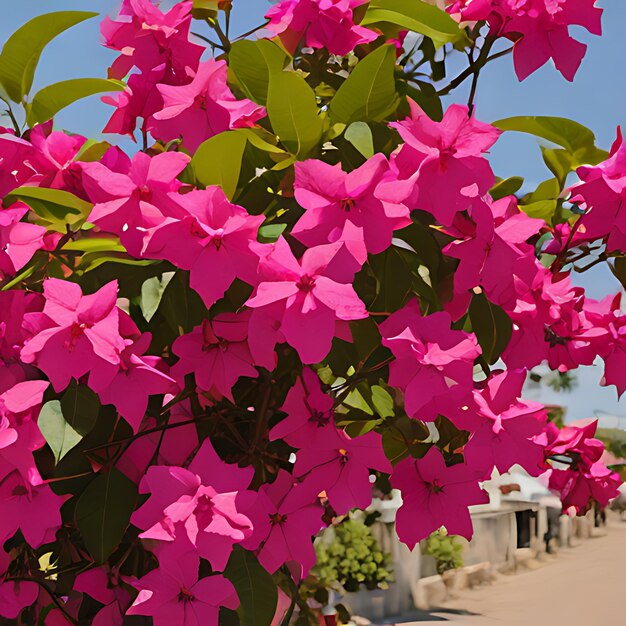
<box><xmin>313</xmin><ymin>518</ymin><xmax>393</xmax><ymax>592</ymax></box>
<box><xmin>424</xmin><ymin>529</ymin><xmax>464</xmax><ymax>575</ymax></box>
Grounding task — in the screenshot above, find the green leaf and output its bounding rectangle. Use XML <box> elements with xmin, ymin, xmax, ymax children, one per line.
<box><xmin>468</xmin><ymin>292</ymin><xmax>512</xmax><ymax>364</ymax></box>
<box><xmin>492</xmin><ymin>116</ymin><xmax>608</xmax><ymax>171</ymax></box>
<box><xmin>258</xmin><ymin>223</ymin><xmax>287</xmax><ymax>243</ymax></box>
<box><xmin>141</xmin><ymin>272</ymin><xmax>175</xmax><ymax>322</ymax></box>
<box><xmin>160</xmin><ymin>271</ymin><xmax>207</xmax><ymax>334</ymax></box>
<box><xmin>0</xmin><ymin>11</ymin><xmax>97</xmax><ymax>102</ymax></box>
<box><xmin>491</xmin><ymin>176</ymin><xmax>524</xmax><ymax>200</ymax></box>
<box><xmin>26</xmin><ymin>78</ymin><xmax>124</xmax><ymax>126</ymax></box>
<box><xmin>371</xmin><ymin>385</ymin><xmax>395</xmax><ymax>419</ymax></box>
<box><xmin>267</xmin><ymin>70</ymin><xmax>323</xmax><ymax>158</ymax></box>
<box><xmin>224</xmin><ymin>546</ymin><xmax>278</xmax><ymax>626</ymax></box>
<box><xmin>60</xmin><ymin>382</ymin><xmax>100</xmax><ymax>438</ymax></box>
<box><xmin>345</xmin><ymin>122</ymin><xmax>374</xmax><ymax>159</ymax></box>
<box><xmin>76</xmin><ymin>252</ymin><xmax>156</xmax><ymax>274</ymax></box>
<box><xmin>62</xmin><ymin>236</ymin><xmax>125</xmax><ymax>254</ymax></box>
<box><xmin>75</xmin><ymin>469</ymin><xmax>137</xmax><ymax>564</ymax></box>
<box><xmin>229</xmin><ymin>39</ymin><xmax>289</xmax><ymax>104</ymax></box>
<box><xmin>519</xmin><ymin>178</ymin><xmax>560</xmax><ymax>222</ymax></box>
<box><xmin>329</xmin><ymin>45</ymin><xmax>399</xmax><ymax>125</ymax></box>
<box><xmin>362</xmin><ymin>0</ymin><xmax>461</xmax><ymax>49</ymax></box>
<box><xmin>191</xmin><ymin>131</ymin><xmax>248</xmax><ymax>199</ymax></box>
<box><xmin>6</xmin><ymin>186</ymin><xmax>92</xmax><ymax>231</ymax></box>
<box><xmin>38</xmin><ymin>400</ymin><xmax>82</xmax><ymax>463</ymax></box>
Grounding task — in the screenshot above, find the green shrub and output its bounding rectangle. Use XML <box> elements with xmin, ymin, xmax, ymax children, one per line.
<box><xmin>424</xmin><ymin>529</ymin><xmax>464</xmax><ymax>575</ymax></box>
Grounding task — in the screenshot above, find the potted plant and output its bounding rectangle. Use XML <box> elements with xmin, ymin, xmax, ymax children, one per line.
<box><xmin>424</xmin><ymin>529</ymin><xmax>465</xmax><ymax>589</ymax></box>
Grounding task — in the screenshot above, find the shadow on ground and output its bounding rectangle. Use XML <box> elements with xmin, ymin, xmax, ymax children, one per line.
<box><xmin>375</xmin><ymin>608</ymin><xmax>480</xmax><ymax>624</ymax></box>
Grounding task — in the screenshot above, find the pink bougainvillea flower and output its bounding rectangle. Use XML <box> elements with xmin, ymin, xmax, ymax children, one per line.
<box><xmin>75</xmin><ymin>566</ymin><xmax>131</xmax><ymax>626</ymax></box>
<box><xmin>380</xmin><ymin>299</ymin><xmax>480</xmax><ymax>421</ymax></box>
<box><xmin>127</xmin><ymin>539</ymin><xmax>238</xmax><ymax>626</ymax></box>
<box><xmin>242</xmin><ymin>470</ymin><xmax>325</xmax><ymax>578</ymax></box>
<box><xmin>543</xmin><ymin>418</ymin><xmax>605</xmax><ymax>466</ymax></box>
<box><xmin>569</xmin><ymin>128</ymin><xmax>626</xmax><ymax>253</ymax></box>
<box><xmin>0</xmin><ymin>471</ymin><xmax>68</xmax><ymax>547</ymax></box>
<box><xmin>117</xmin><ymin>400</ymin><xmax>199</xmax><ymax>482</ymax></box>
<box><xmin>101</xmin><ymin>0</ymin><xmax>203</xmax><ymax>79</ymax></box>
<box><xmin>81</xmin><ymin>151</ymin><xmax>190</xmax><ymax>256</ymax></box>
<box><xmin>265</xmin><ymin>0</ymin><xmax>378</xmax><ymax>56</ymax></box>
<box><xmin>132</xmin><ymin>439</ymin><xmax>254</xmax><ymax>570</ymax></box>
<box><xmin>549</xmin><ymin>461</ymin><xmax>621</xmax><ymax>514</ymax></box>
<box><xmin>447</xmin><ymin>0</ymin><xmax>602</xmax><ymax>81</ymax></box>
<box><xmin>584</xmin><ymin>293</ymin><xmax>626</xmax><ymax>396</ymax></box>
<box><xmin>102</xmin><ymin>68</ymin><xmax>168</xmax><ymax>140</ymax></box>
<box><xmin>171</xmin><ymin>313</ymin><xmax>259</xmax><ymax>402</ymax></box>
<box><xmin>464</xmin><ymin>370</ymin><xmax>547</xmax><ymax>477</ymax></box>
<box><xmin>144</xmin><ymin>187</ymin><xmax>264</xmax><ymax>307</ymax></box>
<box><xmin>246</xmin><ymin>237</ymin><xmax>367</xmax><ymax>364</ymax></box>
<box><xmin>88</xmin><ymin>332</ymin><xmax>178</xmax><ymax>433</ymax></box>
<box><xmin>443</xmin><ymin>196</ymin><xmax>543</xmax><ymax>309</ymax></box>
<box><xmin>20</xmin><ymin>279</ymin><xmax>127</xmax><ymax>392</ymax></box>
<box><xmin>0</xmin><ymin>380</ymin><xmax>49</xmax><ymax>485</ymax></box>
<box><xmin>294</xmin><ymin>429</ymin><xmax>392</xmax><ymax>514</ymax></box>
<box><xmin>292</xmin><ymin>154</ymin><xmax>411</xmax><ymax>264</ymax></box>
<box><xmin>270</xmin><ymin>367</ymin><xmax>336</xmax><ymax>448</ymax></box>
<box><xmin>502</xmin><ymin>271</ymin><xmax>605</xmax><ymax>372</ymax></box>
<box><xmin>0</xmin><ymin>587</ymin><xmax>37</xmax><ymax>620</ymax></box>
<box><xmin>25</xmin><ymin>122</ymin><xmax>87</xmax><ymax>192</ymax></box>
<box><xmin>151</xmin><ymin>59</ymin><xmax>266</xmax><ymax>153</ymax></box>
<box><xmin>391</xmin><ymin>447</ymin><xmax>488</xmax><ymax>548</ymax></box>
<box><xmin>0</xmin><ymin>204</ymin><xmax>46</xmax><ymax>279</ymax></box>
<box><xmin>0</xmin><ymin>131</ymin><xmax>38</xmax><ymax>196</ymax></box>
<box><xmin>383</xmin><ymin>101</ymin><xmax>500</xmax><ymax>225</ymax></box>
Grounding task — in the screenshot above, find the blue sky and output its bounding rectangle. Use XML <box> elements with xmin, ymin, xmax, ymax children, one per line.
<box><xmin>2</xmin><ymin>0</ymin><xmax>625</xmax><ymax>422</ymax></box>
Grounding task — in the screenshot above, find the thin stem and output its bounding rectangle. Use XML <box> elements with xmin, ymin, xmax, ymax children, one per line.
<box><xmin>191</xmin><ymin>31</ymin><xmax>226</xmax><ymax>51</ymax></box>
<box><xmin>207</xmin><ymin>17</ymin><xmax>231</xmax><ymax>52</ymax></box>
<box><xmin>3</xmin><ymin>104</ymin><xmax>21</xmax><ymax>135</ymax></box>
<box><xmin>234</xmin><ymin>21</ymin><xmax>269</xmax><ymax>42</ymax></box>
<box><xmin>437</xmin><ymin>37</ymin><xmax>496</xmax><ymax>97</ymax></box>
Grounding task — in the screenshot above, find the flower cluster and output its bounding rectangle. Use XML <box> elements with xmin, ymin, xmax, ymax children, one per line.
<box><xmin>0</xmin><ymin>0</ymin><xmax>622</xmax><ymax>624</ymax></box>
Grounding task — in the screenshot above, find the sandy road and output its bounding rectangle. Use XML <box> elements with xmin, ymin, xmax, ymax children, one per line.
<box><xmin>378</xmin><ymin>516</ymin><xmax>626</xmax><ymax>626</ymax></box>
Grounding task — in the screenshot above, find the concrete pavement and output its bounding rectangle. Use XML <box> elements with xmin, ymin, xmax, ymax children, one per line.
<box><xmin>375</xmin><ymin>516</ymin><xmax>626</xmax><ymax>626</ymax></box>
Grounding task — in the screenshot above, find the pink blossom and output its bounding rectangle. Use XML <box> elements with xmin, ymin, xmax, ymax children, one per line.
<box><xmin>380</xmin><ymin>299</ymin><xmax>481</xmax><ymax>421</ymax></box>
<box><xmin>265</xmin><ymin>0</ymin><xmax>378</xmax><ymax>56</ymax></box>
<box><xmin>443</xmin><ymin>196</ymin><xmax>543</xmax><ymax>309</ymax></box>
<box><xmin>270</xmin><ymin>368</ymin><xmax>336</xmax><ymax>448</ymax></box>
<box><xmin>20</xmin><ymin>279</ymin><xmax>127</xmax><ymax>392</ymax></box>
<box><xmin>132</xmin><ymin>439</ymin><xmax>254</xmax><ymax>570</ymax></box>
<box><xmin>502</xmin><ymin>271</ymin><xmax>605</xmax><ymax>372</ymax></box>
<box><xmin>75</xmin><ymin>566</ymin><xmax>132</xmax><ymax>626</ymax></box>
<box><xmin>151</xmin><ymin>60</ymin><xmax>266</xmax><ymax>153</ymax></box>
<box><xmin>0</xmin><ymin>204</ymin><xmax>46</xmax><ymax>278</ymax></box>
<box><xmin>171</xmin><ymin>313</ymin><xmax>259</xmax><ymax>402</ymax></box>
<box><xmin>127</xmin><ymin>539</ymin><xmax>238</xmax><ymax>626</ymax></box>
<box><xmin>0</xmin><ymin>557</ymin><xmax>38</xmax><ymax>620</ymax></box>
<box><xmin>569</xmin><ymin>128</ymin><xmax>626</xmax><ymax>253</ymax></box>
<box><xmin>118</xmin><ymin>402</ymin><xmax>199</xmax><ymax>482</ymax></box>
<box><xmin>464</xmin><ymin>370</ymin><xmax>547</xmax><ymax>477</ymax></box>
<box><xmin>81</xmin><ymin>151</ymin><xmax>190</xmax><ymax>256</ymax></box>
<box><xmin>0</xmin><ymin>380</ymin><xmax>49</xmax><ymax>485</ymax></box>
<box><xmin>144</xmin><ymin>187</ymin><xmax>264</xmax><ymax>307</ymax></box>
<box><xmin>0</xmin><ymin>132</ymin><xmax>38</xmax><ymax>196</ymax></box>
<box><xmin>447</xmin><ymin>0</ymin><xmax>602</xmax><ymax>81</ymax></box>
<box><xmin>585</xmin><ymin>294</ymin><xmax>626</xmax><ymax>395</ymax></box>
<box><xmin>102</xmin><ymin>0</ymin><xmax>203</xmax><ymax>79</ymax></box>
<box><xmin>246</xmin><ymin>237</ymin><xmax>367</xmax><ymax>364</ymax></box>
<box><xmin>384</xmin><ymin>101</ymin><xmax>500</xmax><ymax>225</ymax></box>
<box><xmin>88</xmin><ymin>332</ymin><xmax>178</xmax><ymax>432</ymax></box>
<box><xmin>294</xmin><ymin>429</ymin><xmax>392</xmax><ymax>514</ymax></box>
<box><xmin>391</xmin><ymin>447</ymin><xmax>488</xmax><ymax>548</ymax></box>
<box><xmin>26</xmin><ymin>122</ymin><xmax>87</xmax><ymax>192</ymax></box>
<box><xmin>292</xmin><ymin>155</ymin><xmax>411</xmax><ymax>264</ymax></box>
<box><xmin>242</xmin><ymin>470</ymin><xmax>325</xmax><ymax>577</ymax></box>
<box><xmin>0</xmin><ymin>471</ymin><xmax>67</xmax><ymax>547</ymax></box>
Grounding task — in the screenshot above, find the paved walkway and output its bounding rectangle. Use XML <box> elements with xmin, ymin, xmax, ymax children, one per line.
<box><xmin>376</xmin><ymin>516</ymin><xmax>626</xmax><ymax>626</ymax></box>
